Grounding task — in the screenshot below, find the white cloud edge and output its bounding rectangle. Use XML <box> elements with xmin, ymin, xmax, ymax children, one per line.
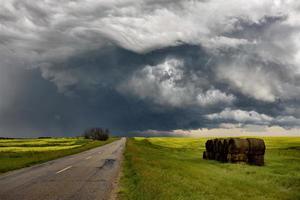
<box><xmin>206</xmin><ymin>108</ymin><xmax>300</xmax><ymax>127</ymax></box>
<box><xmin>119</xmin><ymin>57</ymin><xmax>236</xmax><ymax>108</ymax></box>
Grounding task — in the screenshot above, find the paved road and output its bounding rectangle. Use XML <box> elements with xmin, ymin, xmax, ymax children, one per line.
<box><xmin>0</xmin><ymin>138</ymin><xmax>126</xmax><ymax>200</ymax></box>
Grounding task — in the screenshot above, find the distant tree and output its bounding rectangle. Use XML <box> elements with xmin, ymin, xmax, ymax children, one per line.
<box><xmin>83</xmin><ymin>128</ymin><xmax>110</xmax><ymax>141</ymax></box>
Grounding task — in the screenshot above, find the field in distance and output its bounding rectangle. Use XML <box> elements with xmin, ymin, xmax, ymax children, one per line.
<box><xmin>0</xmin><ymin>137</ymin><xmax>118</xmax><ymax>173</ymax></box>
<box><xmin>119</xmin><ymin>137</ymin><xmax>300</xmax><ymax>200</ymax></box>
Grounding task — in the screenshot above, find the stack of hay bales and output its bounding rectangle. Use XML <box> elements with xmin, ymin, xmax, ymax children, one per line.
<box><xmin>203</xmin><ymin>138</ymin><xmax>265</xmax><ymax>166</ymax></box>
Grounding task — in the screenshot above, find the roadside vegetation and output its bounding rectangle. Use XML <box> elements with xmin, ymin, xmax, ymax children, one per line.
<box><xmin>0</xmin><ymin>137</ymin><xmax>118</xmax><ymax>173</ymax></box>
<box><xmin>119</xmin><ymin>137</ymin><xmax>300</xmax><ymax>200</ymax></box>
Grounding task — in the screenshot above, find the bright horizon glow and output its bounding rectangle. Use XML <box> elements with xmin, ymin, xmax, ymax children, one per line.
<box><xmin>136</xmin><ymin>126</ymin><xmax>300</xmax><ymax>137</ymax></box>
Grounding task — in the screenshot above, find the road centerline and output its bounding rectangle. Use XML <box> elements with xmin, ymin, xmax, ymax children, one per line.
<box><xmin>56</xmin><ymin>166</ymin><xmax>72</xmax><ymax>174</ymax></box>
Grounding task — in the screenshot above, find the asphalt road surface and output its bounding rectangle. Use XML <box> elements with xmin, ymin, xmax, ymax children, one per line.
<box><xmin>0</xmin><ymin>137</ymin><xmax>126</xmax><ymax>200</ymax></box>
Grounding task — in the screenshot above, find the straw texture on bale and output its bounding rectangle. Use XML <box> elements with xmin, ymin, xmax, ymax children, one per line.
<box><xmin>228</xmin><ymin>138</ymin><xmax>249</xmax><ymax>154</ymax></box>
<box><xmin>247</xmin><ymin>138</ymin><xmax>265</xmax><ymax>155</ymax></box>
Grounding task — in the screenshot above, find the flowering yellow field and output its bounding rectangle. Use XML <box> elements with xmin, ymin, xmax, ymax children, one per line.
<box><xmin>0</xmin><ymin>137</ymin><xmax>117</xmax><ymax>173</ymax></box>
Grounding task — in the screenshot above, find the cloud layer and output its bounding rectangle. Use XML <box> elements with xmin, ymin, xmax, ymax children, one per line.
<box><xmin>0</xmin><ymin>0</ymin><xmax>300</xmax><ymax>136</ymax></box>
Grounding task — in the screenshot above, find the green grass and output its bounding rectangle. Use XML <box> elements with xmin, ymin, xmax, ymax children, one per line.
<box><xmin>119</xmin><ymin>137</ymin><xmax>300</xmax><ymax>200</ymax></box>
<box><xmin>0</xmin><ymin>137</ymin><xmax>118</xmax><ymax>173</ymax></box>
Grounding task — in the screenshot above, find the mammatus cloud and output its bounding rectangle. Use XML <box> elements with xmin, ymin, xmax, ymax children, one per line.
<box><xmin>0</xmin><ymin>0</ymin><xmax>300</xmax><ymax>136</ymax></box>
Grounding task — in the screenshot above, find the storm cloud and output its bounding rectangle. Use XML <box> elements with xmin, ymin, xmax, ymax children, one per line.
<box><xmin>0</xmin><ymin>0</ymin><xmax>300</xmax><ymax>137</ymax></box>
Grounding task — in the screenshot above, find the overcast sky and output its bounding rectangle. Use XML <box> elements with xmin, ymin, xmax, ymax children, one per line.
<box><xmin>0</xmin><ymin>0</ymin><xmax>300</xmax><ymax>137</ymax></box>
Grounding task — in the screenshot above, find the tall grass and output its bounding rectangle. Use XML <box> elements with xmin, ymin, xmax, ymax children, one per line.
<box><xmin>119</xmin><ymin>137</ymin><xmax>300</xmax><ymax>200</ymax></box>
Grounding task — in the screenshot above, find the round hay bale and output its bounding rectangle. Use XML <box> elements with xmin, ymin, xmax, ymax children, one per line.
<box><xmin>213</xmin><ymin>139</ymin><xmax>219</xmax><ymax>153</ymax></box>
<box><xmin>247</xmin><ymin>138</ymin><xmax>265</xmax><ymax>155</ymax></box>
<box><xmin>218</xmin><ymin>139</ymin><xmax>229</xmax><ymax>153</ymax></box>
<box><xmin>205</xmin><ymin>140</ymin><xmax>213</xmax><ymax>152</ymax></box>
<box><xmin>217</xmin><ymin>139</ymin><xmax>224</xmax><ymax>153</ymax></box>
<box><xmin>219</xmin><ymin>139</ymin><xmax>230</xmax><ymax>162</ymax></box>
<box><xmin>228</xmin><ymin>138</ymin><xmax>249</xmax><ymax>154</ymax></box>
<box><xmin>216</xmin><ymin>139</ymin><xmax>224</xmax><ymax>161</ymax></box>
<box><xmin>205</xmin><ymin>140</ymin><xmax>209</xmax><ymax>151</ymax></box>
<box><xmin>223</xmin><ymin>139</ymin><xmax>230</xmax><ymax>154</ymax></box>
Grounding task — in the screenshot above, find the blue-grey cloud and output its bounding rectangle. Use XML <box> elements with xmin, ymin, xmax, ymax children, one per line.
<box><xmin>0</xmin><ymin>0</ymin><xmax>300</xmax><ymax>137</ymax></box>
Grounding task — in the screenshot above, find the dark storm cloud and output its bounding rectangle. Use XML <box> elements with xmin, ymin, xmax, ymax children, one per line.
<box><xmin>0</xmin><ymin>0</ymin><xmax>300</xmax><ymax>137</ymax></box>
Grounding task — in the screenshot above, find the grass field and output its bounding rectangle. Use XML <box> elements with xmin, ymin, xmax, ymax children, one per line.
<box><xmin>0</xmin><ymin>137</ymin><xmax>118</xmax><ymax>173</ymax></box>
<box><xmin>119</xmin><ymin>137</ymin><xmax>300</xmax><ymax>200</ymax></box>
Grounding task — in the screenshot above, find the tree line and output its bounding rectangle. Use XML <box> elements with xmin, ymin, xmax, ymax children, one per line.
<box><xmin>83</xmin><ymin>128</ymin><xmax>110</xmax><ymax>141</ymax></box>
